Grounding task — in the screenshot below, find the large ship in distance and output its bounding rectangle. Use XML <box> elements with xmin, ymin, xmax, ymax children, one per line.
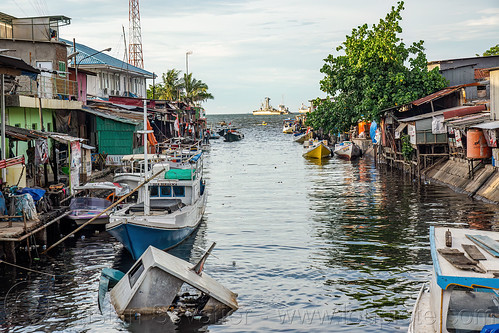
<box><xmin>253</xmin><ymin>97</ymin><xmax>290</xmax><ymax>115</ymax></box>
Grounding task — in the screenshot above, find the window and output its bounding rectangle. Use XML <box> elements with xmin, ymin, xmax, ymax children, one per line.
<box><xmin>32</xmin><ymin>123</ymin><xmax>37</xmax><ymax>130</ymax></box>
<box><xmin>58</xmin><ymin>61</ymin><xmax>66</xmax><ymax>77</ymax></box>
<box><xmin>160</xmin><ymin>186</ymin><xmax>171</xmax><ymax>197</ymax></box>
<box><xmin>173</xmin><ymin>186</ymin><xmax>185</xmax><ymax>197</ymax></box>
<box><xmin>128</xmin><ymin>260</ymin><xmax>144</xmax><ymax>287</ymax></box>
<box><xmin>150</xmin><ymin>186</ymin><xmax>159</xmax><ymax>197</ymax></box>
<box><xmin>47</xmin><ymin>123</ymin><xmax>52</xmax><ymax>132</ymax></box>
<box><xmin>15</xmin><ymin>123</ymin><xmax>21</xmax><ymax>127</ymax></box>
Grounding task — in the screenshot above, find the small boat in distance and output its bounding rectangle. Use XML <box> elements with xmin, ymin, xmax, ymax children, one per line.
<box><xmin>224</xmin><ymin>129</ymin><xmax>244</xmax><ymax>142</ymax></box>
<box><xmin>333</xmin><ymin>141</ymin><xmax>361</xmax><ymax>160</ymax></box>
<box><xmin>253</xmin><ymin>97</ymin><xmax>290</xmax><ymax>115</ymax></box>
<box><xmin>303</xmin><ymin>140</ymin><xmax>331</xmax><ymax>159</ymax></box>
<box><xmin>282</xmin><ymin>119</ymin><xmax>294</xmax><ymax>134</ymax></box>
<box><xmin>409</xmin><ymin>227</ymin><xmax>499</xmax><ymax>333</ymax></box>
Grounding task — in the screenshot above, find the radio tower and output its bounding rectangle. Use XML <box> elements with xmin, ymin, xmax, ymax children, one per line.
<box><xmin>129</xmin><ymin>0</ymin><xmax>144</xmax><ymax>68</ymax></box>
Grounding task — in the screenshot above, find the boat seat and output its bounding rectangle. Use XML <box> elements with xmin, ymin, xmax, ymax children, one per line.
<box><xmin>129</xmin><ymin>199</ymin><xmax>183</xmax><ymax>213</ymax></box>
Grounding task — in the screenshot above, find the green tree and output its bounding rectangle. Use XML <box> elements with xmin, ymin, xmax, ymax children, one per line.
<box><xmin>307</xmin><ymin>1</ymin><xmax>448</xmax><ymax>133</ymax></box>
<box><xmin>182</xmin><ymin>73</ymin><xmax>214</xmax><ymax>104</ymax></box>
<box><xmin>147</xmin><ymin>69</ymin><xmax>184</xmax><ymax>100</ymax></box>
<box><xmin>477</xmin><ymin>44</ymin><xmax>499</xmax><ymax>56</ymax></box>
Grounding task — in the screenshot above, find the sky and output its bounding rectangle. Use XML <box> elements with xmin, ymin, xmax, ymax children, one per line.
<box><xmin>3</xmin><ymin>0</ymin><xmax>499</xmax><ymax>114</ymax></box>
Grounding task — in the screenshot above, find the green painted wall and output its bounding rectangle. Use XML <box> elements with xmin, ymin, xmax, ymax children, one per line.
<box><xmin>6</xmin><ymin>107</ymin><xmax>54</xmax><ymax>158</ymax></box>
<box><xmin>96</xmin><ymin>117</ymin><xmax>137</xmax><ymax>155</ymax></box>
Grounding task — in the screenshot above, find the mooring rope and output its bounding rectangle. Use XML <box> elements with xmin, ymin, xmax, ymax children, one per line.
<box><xmin>0</xmin><ymin>259</ymin><xmax>55</xmax><ymax>278</ymax></box>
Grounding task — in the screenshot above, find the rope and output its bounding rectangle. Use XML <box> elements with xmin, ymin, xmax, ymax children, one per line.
<box><xmin>0</xmin><ymin>259</ymin><xmax>55</xmax><ymax>278</ymax></box>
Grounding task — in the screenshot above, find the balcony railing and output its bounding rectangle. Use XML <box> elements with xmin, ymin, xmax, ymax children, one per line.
<box><xmin>15</xmin><ymin>74</ymin><xmax>77</xmax><ymax>100</ymax></box>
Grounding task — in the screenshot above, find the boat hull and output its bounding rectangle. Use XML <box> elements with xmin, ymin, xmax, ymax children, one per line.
<box><xmin>295</xmin><ymin>132</ymin><xmax>312</xmax><ymax>144</ymax></box>
<box><xmin>107</xmin><ymin>191</ymin><xmax>207</xmax><ymax>260</ymax></box>
<box><xmin>333</xmin><ymin>143</ymin><xmax>361</xmax><ymax>160</ymax></box>
<box><xmin>303</xmin><ymin>142</ymin><xmax>331</xmax><ymax>159</ymax></box>
<box><xmin>224</xmin><ymin>132</ymin><xmax>243</xmax><ymax>142</ymax></box>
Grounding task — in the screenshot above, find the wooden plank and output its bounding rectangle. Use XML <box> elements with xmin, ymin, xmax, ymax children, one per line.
<box><xmin>437</xmin><ymin>248</ymin><xmax>485</xmax><ymax>273</ymax></box>
<box><xmin>467</xmin><ymin>234</ymin><xmax>499</xmax><ymax>257</ymax></box>
<box><xmin>462</xmin><ymin>244</ymin><xmax>486</xmax><ymax>261</ymax></box>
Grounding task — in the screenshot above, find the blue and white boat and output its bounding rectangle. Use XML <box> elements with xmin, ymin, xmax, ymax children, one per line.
<box><xmin>409</xmin><ymin>226</ymin><xmax>499</xmax><ymax>333</ymax></box>
<box><xmin>107</xmin><ymin>158</ymin><xmax>207</xmax><ymax>260</ymax></box>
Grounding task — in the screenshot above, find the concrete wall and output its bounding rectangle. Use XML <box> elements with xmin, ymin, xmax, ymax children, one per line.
<box><xmin>425</xmin><ymin>158</ymin><xmax>499</xmax><ymax>204</ymax></box>
<box><xmin>5</xmin><ymin>106</ymin><xmax>54</xmax><ymax>158</ymax></box>
<box><xmin>0</xmin><ymin>39</ymin><xmax>67</xmax><ymax>70</ymax></box>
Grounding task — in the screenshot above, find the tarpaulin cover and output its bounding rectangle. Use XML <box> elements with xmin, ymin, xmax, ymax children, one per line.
<box><xmin>0</xmin><ymin>192</ymin><xmax>7</xmax><ymax>215</ymax></box>
<box><xmin>370</xmin><ymin>121</ymin><xmax>378</xmax><ymax>143</ymax></box>
<box><xmin>17</xmin><ymin>187</ymin><xmax>46</xmax><ymax>202</ymax></box>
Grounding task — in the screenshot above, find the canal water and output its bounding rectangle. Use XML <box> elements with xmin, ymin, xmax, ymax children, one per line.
<box><xmin>1</xmin><ymin>113</ymin><xmax>499</xmax><ymax>332</ymax></box>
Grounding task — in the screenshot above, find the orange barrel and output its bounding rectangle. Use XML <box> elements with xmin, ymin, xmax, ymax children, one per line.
<box><xmin>467</xmin><ymin>128</ymin><xmax>491</xmax><ymax>159</ymax></box>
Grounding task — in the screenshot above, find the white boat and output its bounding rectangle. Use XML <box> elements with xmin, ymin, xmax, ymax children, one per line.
<box><xmin>298</xmin><ymin>103</ymin><xmax>311</xmax><ymax>113</ymax></box>
<box><xmin>68</xmin><ymin>182</ymin><xmax>131</xmax><ymax>225</ymax></box>
<box><xmin>107</xmin><ymin>157</ymin><xmax>207</xmax><ymax>260</ymax></box>
<box><xmin>409</xmin><ymin>227</ymin><xmax>499</xmax><ymax>333</ymax></box>
<box><xmin>253</xmin><ymin>97</ymin><xmax>290</xmax><ymax>115</ymax></box>
<box><xmin>282</xmin><ymin>119</ymin><xmax>295</xmax><ymax>134</ymax></box>
<box><xmin>99</xmin><ymin>243</ymin><xmax>238</xmax><ymax>320</ymax></box>
<box><xmin>333</xmin><ymin>141</ymin><xmax>361</xmax><ymax>160</ymax></box>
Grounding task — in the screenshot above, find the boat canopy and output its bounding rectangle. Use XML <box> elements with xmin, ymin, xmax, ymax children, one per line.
<box><xmin>73</xmin><ymin>182</ymin><xmax>131</xmax><ymax>196</ymax></box>
<box><xmin>164</xmin><ymin>169</ymin><xmax>196</xmax><ymax>180</ymax></box>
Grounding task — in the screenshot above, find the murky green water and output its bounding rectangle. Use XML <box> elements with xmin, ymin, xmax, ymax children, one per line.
<box><xmin>1</xmin><ymin>114</ymin><xmax>499</xmax><ymax>332</ymax></box>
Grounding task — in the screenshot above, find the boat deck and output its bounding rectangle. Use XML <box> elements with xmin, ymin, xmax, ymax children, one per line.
<box><xmin>433</xmin><ymin>227</ymin><xmax>499</xmax><ymax>288</ymax></box>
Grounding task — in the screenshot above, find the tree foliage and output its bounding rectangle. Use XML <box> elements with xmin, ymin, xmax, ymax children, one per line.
<box><xmin>479</xmin><ymin>44</ymin><xmax>499</xmax><ymax>57</ymax></box>
<box><xmin>307</xmin><ymin>1</ymin><xmax>448</xmax><ymax>133</ymax></box>
<box><xmin>147</xmin><ymin>69</ymin><xmax>214</xmax><ymax>104</ymax></box>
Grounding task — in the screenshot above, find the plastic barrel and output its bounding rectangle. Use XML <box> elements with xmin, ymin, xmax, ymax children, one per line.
<box><xmin>467</xmin><ymin>128</ymin><xmax>491</xmax><ymax>159</ymax></box>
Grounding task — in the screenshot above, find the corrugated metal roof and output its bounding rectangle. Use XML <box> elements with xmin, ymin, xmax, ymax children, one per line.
<box><xmin>475</xmin><ymin>68</ymin><xmax>491</xmax><ymax>80</ymax></box>
<box><xmin>60</xmin><ymin>38</ymin><xmax>154</xmax><ymax>78</ymax></box>
<box><xmin>412</xmin><ymin>87</ymin><xmax>461</xmax><ymax>106</ymax></box>
<box><xmin>399</xmin><ymin>110</ymin><xmax>445</xmax><ymax>122</ymax></box>
<box><xmin>446</xmin><ymin>113</ymin><xmax>491</xmax><ymax>128</ymax></box>
<box><xmin>472</xmin><ymin>121</ymin><xmax>499</xmax><ymax>130</ymax></box>
<box><xmin>81</xmin><ymin>105</ymin><xmax>141</xmax><ymax>125</ymax></box>
<box><xmin>0</xmin><ymin>54</ymin><xmax>40</xmax><ymax>74</ymax></box>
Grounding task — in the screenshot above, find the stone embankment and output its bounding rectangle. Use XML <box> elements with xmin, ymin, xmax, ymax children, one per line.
<box><xmin>352</xmin><ymin>139</ymin><xmax>499</xmax><ymax>205</ymax></box>
<box><xmin>425</xmin><ymin>158</ymin><xmax>499</xmax><ymax>205</ymax></box>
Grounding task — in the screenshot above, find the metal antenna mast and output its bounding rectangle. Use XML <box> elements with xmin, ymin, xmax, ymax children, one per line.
<box><xmin>129</xmin><ymin>0</ymin><xmax>144</xmax><ymax>68</ymax></box>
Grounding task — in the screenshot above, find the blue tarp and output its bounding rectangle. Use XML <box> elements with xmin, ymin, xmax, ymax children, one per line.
<box><xmin>0</xmin><ymin>192</ymin><xmax>7</xmax><ymax>215</ymax></box>
<box><xmin>370</xmin><ymin>121</ymin><xmax>378</xmax><ymax>143</ymax></box>
<box><xmin>17</xmin><ymin>188</ymin><xmax>46</xmax><ymax>202</ymax></box>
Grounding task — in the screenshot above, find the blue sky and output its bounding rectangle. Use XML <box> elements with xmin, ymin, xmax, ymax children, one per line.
<box><xmin>4</xmin><ymin>0</ymin><xmax>499</xmax><ymax>114</ymax></box>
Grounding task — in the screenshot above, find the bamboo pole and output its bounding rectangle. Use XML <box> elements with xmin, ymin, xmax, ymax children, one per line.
<box><xmin>41</xmin><ymin>167</ymin><xmax>165</xmax><ymax>254</ymax></box>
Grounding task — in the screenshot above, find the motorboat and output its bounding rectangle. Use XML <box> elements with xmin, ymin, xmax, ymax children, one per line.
<box><xmin>408</xmin><ymin>227</ymin><xmax>499</xmax><ymax>333</ymax></box>
<box><xmin>294</xmin><ymin>131</ymin><xmax>313</xmax><ymax>144</ymax></box>
<box><xmin>302</xmin><ymin>140</ymin><xmax>331</xmax><ymax>159</ymax></box>
<box><xmin>298</xmin><ymin>103</ymin><xmax>311</xmax><ymax>113</ymax></box>
<box><xmin>99</xmin><ymin>244</ymin><xmax>238</xmax><ymax>322</ymax></box>
<box><xmin>68</xmin><ymin>182</ymin><xmax>131</xmax><ymax>226</ymax></box>
<box><xmin>282</xmin><ymin>119</ymin><xmax>295</xmax><ymax>134</ymax></box>
<box><xmin>107</xmin><ymin>157</ymin><xmax>207</xmax><ymax>260</ymax></box>
<box><xmin>333</xmin><ymin>141</ymin><xmax>361</xmax><ymax>160</ymax></box>
<box><xmin>224</xmin><ymin>130</ymin><xmax>244</xmax><ymax>142</ymax></box>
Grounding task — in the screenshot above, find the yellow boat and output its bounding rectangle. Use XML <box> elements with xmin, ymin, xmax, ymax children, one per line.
<box><xmin>302</xmin><ymin>140</ymin><xmax>331</xmax><ymax>159</ymax></box>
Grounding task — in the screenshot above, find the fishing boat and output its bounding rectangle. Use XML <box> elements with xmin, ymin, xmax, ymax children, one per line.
<box><xmin>294</xmin><ymin>131</ymin><xmax>313</xmax><ymax>144</ymax></box>
<box><xmin>282</xmin><ymin>119</ymin><xmax>295</xmax><ymax>134</ymax></box>
<box><xmin>302</xmin><ymin>140</ymin><xmax>331</xmax><ymax>159</ymax></box>
<box><xmin>224</xmin><ymin>130</ymin><xmax>244</xmax><ymax>142</ymax></box>
<box><xmin>107</xmin><ymin>159</ymin><xmax>207</xmax><ymax>260</ymax></box>
<box><xmin>333</xmin><ymin>141</ymin><xmax>361</xmax><ymax>160</ymax></box>
<box><xmin>68</xmin><ymin>182</ymin><xmax>131</xmax><ymax>226</ymax></box>
<box><xmin>107</xmin><ymin>102</ymin><xmax>207</xmax><ymax>260</ymax></box>
<box><xmin>253</xmin><ymin>97</ymin><xmax>289</xmax><ymax>115</ymax></box>
<box><xmin>98</xmin><ymin>244</ymin><xmax>238</xmax><ymax>321</ymax></box>
<box><xmin>408</xmin><ymin>227</ymin><xmax>499</xmax><ymax>333</ymax></box>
